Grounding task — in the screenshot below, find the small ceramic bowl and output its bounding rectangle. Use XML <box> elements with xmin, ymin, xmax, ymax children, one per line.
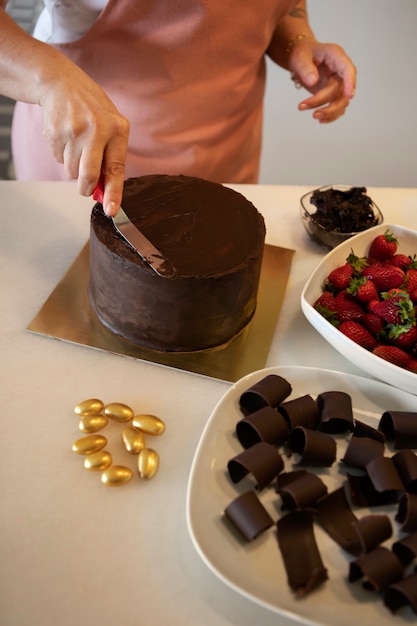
<box><xmin>300</xmin><ymin>184</ymin><xmax>383</xmax><ymax>249</ymax></box>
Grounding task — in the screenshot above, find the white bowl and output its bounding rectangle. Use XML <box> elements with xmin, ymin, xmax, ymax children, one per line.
<box><xmin>301</xmin><ymin>223</ymin><xmax>417</xmax><ymax>396</ymax></box>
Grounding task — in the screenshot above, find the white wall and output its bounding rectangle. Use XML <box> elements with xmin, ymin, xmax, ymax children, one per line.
<box><xmin>260</xmin><ymin>0</ymin><xmax>417</xmax><ymax>188</ymax></box>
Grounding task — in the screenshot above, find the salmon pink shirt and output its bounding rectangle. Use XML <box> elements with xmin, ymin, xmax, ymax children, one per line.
<box><xmin>12</xmin><ymin>0</ymin><xmax>291</xmax><ymax>183</ymax></box>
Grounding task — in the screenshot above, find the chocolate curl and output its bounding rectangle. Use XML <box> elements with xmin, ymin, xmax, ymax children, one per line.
<box><xmin>341</xmin><ymin>435</ymin><xmax>385</xmax><ymax>470</ymax></box>
<box><xmin>395</xmin><ymin>493</ymin><xmax>417</xmax><ymax>533</ymax></box>
<box><xmin>316</xmin><ymin>487</ymin><xmax>392</xmax><ymax>555</ymax></box>
<box><xmin>392</xmin><ymin>449</ymin><xmax>417</xmax><ymax>493</ymax></box>
<box><xmin>384</xmin><ymin>571</ymin><xmax>417</xmax><ymax>615</ymax></box>
<box><xmin>352</xmin><ymin>418</ymin><xmax>385</xmax><ymax>443</ymax></box>
<box><xmin>277</xmin><ymin>509</ymin><xmax>328</xmax><ymax>597</ymax></box>
<box><xmin>239</xmin><ymin>375</ymin><xmax>292</xmax><ymax>415</ymax></box>
<box><xmin>224</xmin><ymin>490</ymin><xmax>274</xmax><ymax>541</ymax></box>
<box><xmin>276</xmin><ymin>471</ymin><xmax>328</xmax><ymax>511</ymax></box>
<box><xmin>287</xmin><ymin>426</ymin><xmax>337</xmax><ymax>467</ymax></box>
<box><xmin>277</xmin><ymin>394</ymin><xmax>319</xmax><ymax>430</ymax></box>
<box><xmin>348</xmin><ymin>546</ymin><xmax>404</xmax><ymax>591</ymax></box>
<box><xmin>317</xmin><ymin>390</ymin><xmax>354</xmax><ymax>433</ymax></box>
<box><xmin>347</xmin><ymin>472</ymin><xmax>397</xmax><ymax>508</ymax></box>
<box><xmin>392</xmin><ymin>530</ymin><xmax>417</xmax><ymax>566</ymax></box>
<box><xmin>350</xmin><ymin>515</ymin><xmax>392</xmax><ymax>554</ymax></box>
<box><xmin>316</xmin><ymin>487</ymin><xmax>360</xmax><ymax>553</ymax></box>
<box><xmin>379</xmin><ymin>410</ymin><xmax>417</xmax><ymax>449</ymax></box>
<box><xmin>227</xmin><ymin>442</ymin><xmax>284</xmax><ymax>490</ymax></box>
<box><xmin>236</xmin><ymin>407</ymin><xmax>289</xmax><ymax>449</ymax></box>
<box><xmin>365</xmin><ymin>456</ymin><xmax>404</xmax><ymax>502</ymax></box>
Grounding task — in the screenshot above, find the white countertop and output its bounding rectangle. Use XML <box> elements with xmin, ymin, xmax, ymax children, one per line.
<box><xmin>1</xmin><ymin>181</ymin><xmax>416</xmax><ymax>626</ymax></box>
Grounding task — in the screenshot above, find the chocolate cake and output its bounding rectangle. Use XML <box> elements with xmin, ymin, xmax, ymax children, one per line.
<box><xmin>88</xmin><ymin>174</ymin><xmax>266</xmax><ymax>352</ymax></box>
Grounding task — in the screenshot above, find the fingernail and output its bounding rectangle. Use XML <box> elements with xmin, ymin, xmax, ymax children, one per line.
<box><xmin>104</xmin><ymin>201</ymin><xmax>118</xmax><ymax>217</ymax></box>
<box><xmin>304</xmin><ymin>72</ymin><xmax>316</xmax><ymax>86</ymax></box>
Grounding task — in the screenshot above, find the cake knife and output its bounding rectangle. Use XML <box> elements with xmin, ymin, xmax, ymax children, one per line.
<box><xmin>92</xmin><ymin>178</ymin><xmax>176</xmax><ymax>278</ymax></box>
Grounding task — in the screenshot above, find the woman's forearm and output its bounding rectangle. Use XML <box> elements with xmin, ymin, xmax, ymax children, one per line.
<box><xmin>268</xmin><ymin>0</ymin><xmax>315</xmax><ymax>69</ymax></box>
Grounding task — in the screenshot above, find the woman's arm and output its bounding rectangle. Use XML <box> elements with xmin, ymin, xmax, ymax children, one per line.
<box><xmin>268</xmin><ymin>0</ymin><xmax>356</xmax><ymax>123</ymax></box>
<box><xmin>0</xmin><ymin>7</ymin><xmax>128</xmax><ymax>215</ymax></box>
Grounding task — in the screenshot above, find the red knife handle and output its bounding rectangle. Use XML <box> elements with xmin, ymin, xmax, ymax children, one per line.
<box><xmin>92</xmin><ymin>175</ymin><xmax>104</xmax><ymax>204</ymax></box>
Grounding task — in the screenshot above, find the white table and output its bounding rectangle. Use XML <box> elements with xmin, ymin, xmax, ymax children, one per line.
<box><xmin>1</xmin><ymin>182</ymin><xmax>416</xmax><ymax>626</ymax></box>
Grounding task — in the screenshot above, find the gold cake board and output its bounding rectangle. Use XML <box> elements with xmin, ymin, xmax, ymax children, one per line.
<box><xmin>27</xmin><ymin>242</ymin><xmax>294</xmax><ymax>382</ymax></box>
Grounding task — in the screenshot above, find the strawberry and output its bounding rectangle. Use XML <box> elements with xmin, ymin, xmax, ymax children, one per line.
<box><xmin>405</xmin><ymin>357</ymin><xmax>417</xmax><ymax>374</ymax></box>
<box><xmin>372</xmin><ymin>345</ymin><xmax>409</xmax><ymax>368</ymax></box>
<box><xmin>389</xmin><ymin>253</ymin><xmax>413</xmax><ymax>269</ymax></box>
<box><xmin>314</xmin><ymin>291</ymin><xmax>337</xmax><ymax>311</ymax></box>
<box><xmin>326</xmin><ymin>263</ymin><xmax>354</xmax><ymax>291</ymax></box>
<box><xmin>346</xmin><ymin>276</ymin><xmax>379</xmax><ymax>303</ymax></box>
<box><xmin>372</xmin><ymin>294</ymin><xmax>415</xmax><ymax>325</ymax></box>
<box><xmin>314</xmin><ymin>292</ymin><xmax>338</xmax><ymax>325</ymax></box>
<box><xmin>409</xmin><ymin>289</ymin><xmax>417</xmax><ymax>304</ymax></box>
<box><xmin>361</xmin><ymin>312</ymin><xmax>385</xmax><ymax>336</ymax></box>
<box><xmin>339</xmin><ymin>321</ymin><xmax>377</xmax><ymax>350</ymax></box>
<box><xmin>334</xmin><ymin>291</ymin><xmax>364</xmax><ymax>323</ymax></box>
<box><xmin>368</xmin><ymin>230</ymin><xmax>398</xmax><ymax>262</ymax></box>
<box><xmin>390</xmin><ymin>325</ymin><xmax>417</xmax><ymax>350</ymax></box>
<box><xmin>362</xmin><ymin>265</ymin><xmax>404</xmax><ymax>291</ymax></box>
<box><xmin>403</xmin><ymin>268</ymin><xmax>417</xmax><ymax>294</ymax></box>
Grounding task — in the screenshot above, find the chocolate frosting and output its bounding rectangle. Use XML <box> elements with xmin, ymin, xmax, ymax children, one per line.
<box><xmin>88</xmin><ymin>174</ymin><xmax>265</xmax><ymax>351</ymax></box>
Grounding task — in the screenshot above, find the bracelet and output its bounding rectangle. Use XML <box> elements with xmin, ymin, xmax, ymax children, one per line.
<box><xmin>285</xmin><ymin>33</ymin><xmax>315</xmax><ymax>55</ymax></box>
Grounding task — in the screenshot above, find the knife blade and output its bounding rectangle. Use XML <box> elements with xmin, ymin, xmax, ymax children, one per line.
<box><xmin>92</xmin><ymin>178</ymin><xmax>176</xmax><ymax>278</ymax></box>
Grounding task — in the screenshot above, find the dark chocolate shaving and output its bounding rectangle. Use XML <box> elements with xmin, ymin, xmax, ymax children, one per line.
<box><xmin>348</xmin><ymin>546</ymin><xmax>404</xmax><ymax>591</ymax></box>
<box><xmin>276</xmin><ymin>471</ymin><xmax>328</xmax><ymax>511</ymax></box>
<box><xmin>276</xmin><ymin>510</ymin><xmax>328</xmax><ymax>597</ymax></box>
<box><xmin>317</xmin><ymin>390</ymin><xmax>354</xmax><ymax>433</ymax></box>
<box><xmin>395</xmin><ymin>492</ymin><xmax>417</xmax><ymax>533</ymax></box>
<box><xmin>352</xmin><ymin>419</ymin><xmax>385</xmax><ymax>443</ymax></box>
<box><xmin>351</xmin><ymin>515</ymin><xmax>392</xmax><ymax>555</ymax></box>
<box><xmin>392</xmin><ymin>531</ymin><xmax>417</xmax><ymax>566</ymax></box>
<box><xmin>384</xmin><ymin>571</ymin><xmax>417</xmax><ymax>615</ymax></box>
<box><xmin>341</xmin><ymin>435</ymin><xmax>385</xmax><ymax>470</ymax></box>
<box><xmin>392</xmin><ymin>449</ymin><xmax>417</xmax><ymax>493</ymax></box>
<box><xmin>316</xmin><ymin>487</ymin><xmax>392</xmax><ymax>555</ymax></box>
<box><xmin>277</xmin><ymin>394</ymin><xmax>319</xmax><ymax>430</ymax></box>
<box><xmin>224</xmin><ymin>490</ymin><xmax>274</xmax><ymax>541</ymax></box>
<box><xmin>236</xmin><ymin>407</ymin><xmax>289</xmax><ymax>449</ymax></box>
<box><xmin>347</xmin><ymin>472</ymin><xmax>397</xmax><ymax>507</ymax></box>
<box><xmin>365</xmin><ymin>456</ymin><xmax>404</xmax><ymax>502</ymax></box>
<box><xmin>379</xmin><ymin>411</ymin><xmax>417</xmax><ymax>449</ymax></box>
<box><xmin>239</xmin><ymin>375</ymin><xmax>292</xmax><ymax>415</ymax></box>
<box><xmin>227</xmin><ymin>442</ymin><xmax>284</xmax><ymax>490</ymax></box>
<box><xmin>287</xmin><ymin>427</ymin><xmax>337</xmax><ymax>467</ymax></box>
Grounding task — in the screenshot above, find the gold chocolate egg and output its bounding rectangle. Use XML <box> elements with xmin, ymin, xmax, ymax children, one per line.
<box><xmin>84</xmin><ymin>450</ymin><xmax>112</xmax><ymax>471</ymax></box>
<box><xmin>104</xmin><ymin>402</ymin><xmax>134</xmax><ymax>423</ymax></box>
<box><xmin>79</xmin><ymin>414</ymin><xmax>108</xmax><ymax>433</ymax></box>
<box><xmin>122</xmin><ymin>427</ymin><xmax>145</xmax><ymax>454</ymax></box>
<box><xmin>101</xmin><ymin>465</ymin><xmax>133</xmax><ymax>486</ymax></box>
<box><xmin>74</xmin><ymin>398</ymin><xmax>104</xmax><ymax>416</ymax></box>
<box><xmin>132</xmin><ymin>414</ymin><xmax>165</xmax><ymax>436</ymax></box>
<box><xmin>138</xmin><ymin>448</ymin><xmax>159</xmax><ymax>480</ymax></box>
<box><xmin>72</xmin><ymin>434</ymin><xmax>107</xmax><ymax>455</ymax></box>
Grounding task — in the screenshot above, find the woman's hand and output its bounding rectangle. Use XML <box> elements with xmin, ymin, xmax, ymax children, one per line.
<box><xmin>289</xmin><ymin>41</ymin><xmax>357</xmax><ymax>123</ymax></box>
<box><xmin>39</xmin><ymin>60</ymin><xmax>129</xmax><ymax>215</ymax></box>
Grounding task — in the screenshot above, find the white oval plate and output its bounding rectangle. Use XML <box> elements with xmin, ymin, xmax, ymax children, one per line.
<box><xmin>186</xmin><ymin>366</ymin><xmax>417</xmax><ymax>626</ymax></box>
<box><xmin>301</xmin><ymin>223</ymin><xmax>417</xmax><ymax>396</ymax></box>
